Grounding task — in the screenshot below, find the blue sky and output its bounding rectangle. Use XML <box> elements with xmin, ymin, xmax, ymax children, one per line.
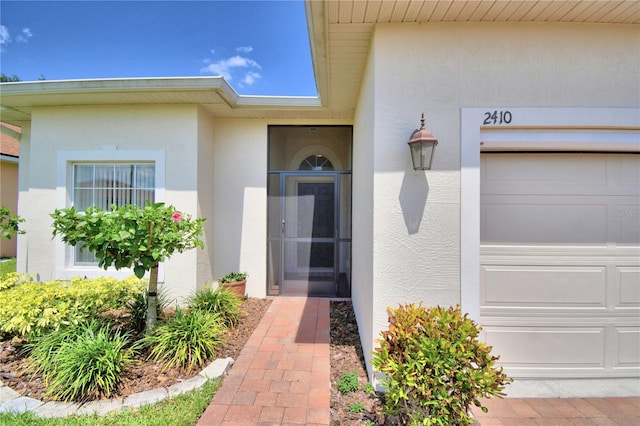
<box><xmin>0</xmin><ymin>0</ymin><xmax>317</xmax><ymax>96</ymax></box>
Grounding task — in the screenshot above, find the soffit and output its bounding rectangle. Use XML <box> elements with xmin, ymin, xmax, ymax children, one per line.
<box><xmin>309</xmin><ymin>0</ymin><xmax>640</xmax><ymax>116</ymax></box>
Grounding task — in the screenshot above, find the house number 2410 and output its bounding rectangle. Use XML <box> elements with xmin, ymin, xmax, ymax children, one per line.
<box><xmin>483</xmin><ymin>110</ymin><xmax>512</xmax><ymax>125</ymax></box>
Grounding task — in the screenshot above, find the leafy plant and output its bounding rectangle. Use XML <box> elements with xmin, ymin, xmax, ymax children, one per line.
<box><xmin>188</xmin><ymin>286</ymin><xmax>243</xmax><ymax>327</ymax></box>
<box><xmin>28</xmin><ymin>320</ymin><xmax>138</xmax><ymax>401</ymax></box>
<box><xmin>348</xmin><ymin>402</ymin><xmax>365</xmax><ymax>413</ymax></box>
<box><xmin>0</xmin><ymin>275</ymin><xmax>144</xmax><ymax>337</ymax></box>
<box><xmin>218</xmin><ymin>271</ymin><xmax>247</xmax><ymax>283</ymax></box>
<box><xmin>364</xmin><ymin>382</ymin><xmax>375</xmax><ymax>395</ymax></box>
<box><xmin>0</xmin><ymin>206</ymin><xmax>24</xmax><ymax>240</ymax></box>
<box><xmin>143</xmin><ymin>308</ymin><xmax>226</xmax><ymax>371</ymax></box>
<box><xmin>337</xmin><ymin>371</ymin><xmax>360</xmax><ymax>395</ymax></box>
<box><xmin>26</xmin><ymin>320</ymin><xmax>102</xmax><ymax>380</ymax></box>
<box><xmin>372</xmin><ymin>303</ymin><xmax>511</xmax><ymax>425</ymax></box>
<box><xmin>126</xmin><ymin>287</ymin><xmax>170</xmax><ymax>334</ymax></box>
<box><xmin>51</xmin><ymin>202</ymin><xmax>205</xmax><ymax>332</ymax></box>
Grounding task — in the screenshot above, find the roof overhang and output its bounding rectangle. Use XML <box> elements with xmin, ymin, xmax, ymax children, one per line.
<box><xmin>304</xmin><ymin>0</ymin><xmax>640</xmax><ymax>118</ymax></box>
<box><xmin>0</xmin><ymin>77</ymin><xmax>333</xmax><ymax>126</ymax></box>
<box><xmin>1</xmin><ymin>1</ymin><xmax>638</xmax><ymax>126</ymax></box>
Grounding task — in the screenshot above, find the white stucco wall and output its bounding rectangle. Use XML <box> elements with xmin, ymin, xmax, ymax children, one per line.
<box><xmin>210</xmin><ymin>119</ymin><xmax>268</xmax><ymax>298</ymax></box>
<box><xmin>351</xmin><ymin>42</ymin><xmax>376</xmax><ymax>377</ymax></box>
<box><xmin>196</xmin><ymin>107</ymin><xmax>216</xmax><ymax>290</ymax></box>
<box><xmin>354</xmin><ymin>21</ymin><xmax>640</xmax><ymax>380</ymax></box>
<box><xmin>20</xmin><ymin>105</ymin><xmax>206</xmax><ymax>304</ymax></box>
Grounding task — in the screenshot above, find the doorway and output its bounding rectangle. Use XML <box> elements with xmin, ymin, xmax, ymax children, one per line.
<box><xmin>267</xmin><ymin>125</ymin><xmax>352</xmax><ymax>297</ymax></box>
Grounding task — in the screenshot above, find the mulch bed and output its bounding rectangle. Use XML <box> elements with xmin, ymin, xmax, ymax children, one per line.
<box><xmin>0</xmin><ymin>297</ymin><xmax>271</xmax><ymax>402</ymax></box>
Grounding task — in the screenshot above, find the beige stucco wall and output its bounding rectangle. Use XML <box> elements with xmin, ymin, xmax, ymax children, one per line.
<box><xmin>0</xmin><ymin>159</ymin><xmax>19</xmax><ymax>257</ymax></box>
<box><xmin>354</xmin><ymin>21</ymin><xmax>640</xmax><ymax>380</ymax></box>
<box><xmin>19</xmin><ymin>105</ymin><xmax>207</xmax><ymax>304</ymax></box>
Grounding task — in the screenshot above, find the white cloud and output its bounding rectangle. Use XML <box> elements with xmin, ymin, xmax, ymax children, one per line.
<box><xmin>201</xmin><ymin>54</ymin><xmax>262</xmax><ymax>84</ymax></box>
<box><xmin>16</xmin><ymin>27</ymin><xmax>32</xmax><ymax>43</ymax></box>
<box><xmin>239</xmin><ymin>71</ymin><xmax>262</xmax><ymax>88</ymax></box>
<box><xmin>0</xmin><ymin>25</ymin><xmax>11</xmax><ymax>48</ymax></box>
<box><xmin>236</xmin><ymin>46</ymin><xmax>253</xmax><ymax>53</ymax></box>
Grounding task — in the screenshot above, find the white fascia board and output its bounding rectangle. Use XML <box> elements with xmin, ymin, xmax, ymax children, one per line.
<box><xmin>0</xmin><ymin>154</ymin><xmax>19</xmax><ymax>163</ymax></box>
<box><xmin>0</xmin><ymin>76</ymin><xmax>322</xmax><ymax>109</ymax></box>
<box><xmin>0</xmin><ymin>76</ymin><xmax>230</xmax><ymax>94</ymax></box>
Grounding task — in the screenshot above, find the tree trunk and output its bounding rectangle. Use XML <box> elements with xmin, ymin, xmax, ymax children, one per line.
<box><xmin>146</xmin><ymin>264</ymin><xmax>159</xmax><ymax>334</ymax></box>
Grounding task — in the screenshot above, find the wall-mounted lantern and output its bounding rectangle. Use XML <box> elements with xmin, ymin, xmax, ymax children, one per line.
<box><xmin>408</xmin><ymin>113</ymin><xmax>438</xmax><ymax>171</ymax></box>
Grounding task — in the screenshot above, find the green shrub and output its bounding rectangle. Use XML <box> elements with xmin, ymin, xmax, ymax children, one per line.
<box><xmin>0</xmin><ymin>271</ymin><xmax>31</xmax><ymax>290</ymax></box>
<box><xmin>349</xmin><ymin>402</ymin><xmax>365</xmax><ymax>413</ymax></box>
<box><xmin>143</xmin><ymin>308</ymin><xmax>226</xmax><ymax>371</ymax></box>
<box><xmin>0</xmin><ymin>275</ymin><xmax>144</xmax><ymax>337</ymax></box>
<box><xmin>337</xmin><ymin>371</ymin><xmax>360</xmax><ymax>395</ymax></box>
<box><xmin>188</xmin><ymin>286</ymin><xmax>243</xmax><ymax>327</ymax></box>
<box><xmin>27</xmin><ymin>321</ymin><xmax>137</xmax><ymax>401</ymax></box>
<box><xmin>372</xmin><ymin>304</ymin><xmax>511</xmax><ymax>426</ymax></box>
<box><xmin>125</xmin><ymin>288</ymin><xmax>170</xmax><ymax>334</ymax></box>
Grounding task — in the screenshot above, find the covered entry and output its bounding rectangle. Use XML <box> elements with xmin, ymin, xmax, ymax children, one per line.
<box><xmin>267</xmin><ymin>126</ymin><xmax>352</xmax><ymax>297</ymax></box>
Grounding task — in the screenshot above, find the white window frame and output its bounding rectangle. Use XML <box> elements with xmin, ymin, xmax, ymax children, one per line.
<box><xmin>461</xmin><ymin>107</ymin><xmax>640</xmax><ymax>321</ymax></box>
<box><xmin>55</xmin><ymin>148</ymin><xmax>166</xmax><ymax>280</ymax></box>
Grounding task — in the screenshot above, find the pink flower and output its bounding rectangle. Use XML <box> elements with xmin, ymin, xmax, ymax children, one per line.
<box><xmin>171</xmin><ymin>212</ymin><xmax>183</xmax><ymax>223</ymax></box>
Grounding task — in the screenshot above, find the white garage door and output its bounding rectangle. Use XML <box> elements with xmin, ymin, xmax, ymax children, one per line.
<box><xmin>480</xmin><ymin>153</ymin><xmax>640</xmax><ymax>378</ymax></box>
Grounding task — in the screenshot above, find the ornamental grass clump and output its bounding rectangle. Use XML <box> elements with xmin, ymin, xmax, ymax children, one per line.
<box><xmin>143</xmin><ymin>308</ymin><xmax>226</xmax><ymax>372</ymax></box>
<box><xmin>188</xmin><ymin>286</ymin><xmax>243</xmax><ymax>327</ymax></box>
<box><xmin>27</xmin><ymin>320</ymin><xmax>138</xmax><ymax>402</ymax></box>
<box><xmin>372</xmin><ymin>303</ymin><xmax>511</xmax><ymax>426</ymax></box>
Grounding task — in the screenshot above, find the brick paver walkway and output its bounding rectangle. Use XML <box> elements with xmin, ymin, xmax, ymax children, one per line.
<box><xmin>472</xmin><ymin>396</ymin><xmax>640</xmax><ymax>425</ymax></box>
<box><xmin>197</xmin><ymin>297</ymin><xmax>330</xmax><ymax>425</ymax></box>
<box><xmin>197</xmin><ymin>295</ymin><xmax>639</xmax><ymax>425</ymax></box>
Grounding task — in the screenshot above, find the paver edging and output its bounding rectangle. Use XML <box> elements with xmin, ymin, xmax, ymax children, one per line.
<box><xmin>0</xmin><ymin>356</ymin><xmax>234</xmax><ymax>418</ymax></box>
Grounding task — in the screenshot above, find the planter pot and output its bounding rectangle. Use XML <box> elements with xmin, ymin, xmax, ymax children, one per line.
<box><xmin>220</xmin><ymin>279</ymin><xmax>246</xmax><ymax>297</ymax></box>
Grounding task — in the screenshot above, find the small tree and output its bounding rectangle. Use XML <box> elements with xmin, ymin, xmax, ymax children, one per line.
<box><xmin>51</xmin><ymin>203</ymin><xmax>205</xmax><ymax>332</ymax></box>
<box><xmin>0</xmin><ymin>206</ymin><xmax>24</xmax><ymax>240</ymax></box>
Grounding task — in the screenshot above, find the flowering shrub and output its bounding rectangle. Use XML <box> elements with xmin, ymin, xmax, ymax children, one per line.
<box><xmin>51</xmin><ymin>203</ymin><xmax>205</xmax><ymax>332</ymax></box>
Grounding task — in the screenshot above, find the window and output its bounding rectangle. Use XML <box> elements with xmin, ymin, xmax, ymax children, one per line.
<box><xmin>73</xmin><ymin>163</ymin><xmax>155</xmax><ymax>265</ymax></box>
<box><xmin>298</xmin><ymin>155</ymin><xmax>334</xmax><ymax>171</ymax></box>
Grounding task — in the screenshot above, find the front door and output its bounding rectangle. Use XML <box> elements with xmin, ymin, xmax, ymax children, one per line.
<box><xmin>281</xmin><ymin>174</ymin><xmax>337</xmax><ymax>296</ymax></box>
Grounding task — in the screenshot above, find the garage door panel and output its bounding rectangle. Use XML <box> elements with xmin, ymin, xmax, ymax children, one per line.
<box><xmin>615</xmin><ymin>204</ymin><xmax>640</xmax><ymax>243</ymax></box>
<box><xmin>483</xmin><ymin>154</ymin><xmax>607</xmax><ymax>186</ymax></box>
<box><xmin>482</xmin><ymin>154</ymin><xmax>638</xmax><ymax>196</ymax></box>
<box><xmin>616</xmin><ymin>328</ymin><xmax>640</xmax><ymax>367</ymax></box>
<box><xmin>483</xmin><ymin>326</ymin><xmax>606</xmax><ymax>367</ymax></box>
<box><xmin>618</xmin><ymin>156</ymin><xmax>640</xmax><ymax>185</ymax></box>
<box><xmin>481</xmin><ymin>265</ymin><xmax>606</xmax><ymax>308</ymax></box>
<box><xmin>482</xmin><ymin>202</ymin><xmax>608</xmax><ymax>243</ymax></box>
<box><xmin>618</xmin><ymin>267</ymin><xmax>640</xmax><ymax>307</ymax></box>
